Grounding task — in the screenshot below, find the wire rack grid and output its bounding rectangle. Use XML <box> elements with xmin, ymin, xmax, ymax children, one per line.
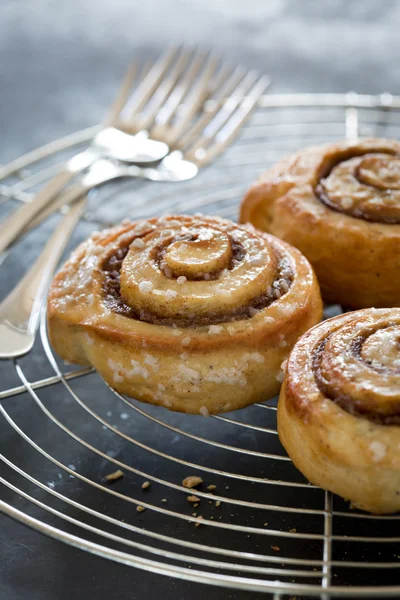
<box><xmin>0</xmin><ymin>93</ymin><xmax>400</xmax><ymax>600</ymax></box>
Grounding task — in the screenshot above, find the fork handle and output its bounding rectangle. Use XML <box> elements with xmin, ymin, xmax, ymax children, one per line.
<box><xmin>0</xmin><ymin>196</ymin><xmax>86</xmax><ymax>336</ymax></box>
<box><xmin>0</xmin><ymin>151</ymin><xmax>96</xmax><ymax>254</ymax></box>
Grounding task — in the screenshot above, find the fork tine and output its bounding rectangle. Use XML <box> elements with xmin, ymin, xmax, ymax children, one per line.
<box><xmin>102</xmin><ymin>60</ymin><xmax>139</xmax><ymax>127</ymax></box>
<box><xmin>188</xmin><ymin>70</ymin><xmax>258</xmax><ymax>149</ymax></box>
<box><xmin>161</xmin><ymin>51</ymin><xmax>219</xmax><ymax>146</ymax></box>
<box><xmin>140</xmin><ymin>59</ymin><xmax>154</xmax><ymax>80</ymax></box>
<box><xmin>149</xmin><ymin>48</ymin><xmax>208</xmax><ymax>134</ymax></box>
<box><xmin>119</xmin><ymin>45</ymin><xmax>179</xmax><ymax>122</ymax></box>
<box><xmin>176</xmin><ymin>65</ymin><xmax>246</xmax><ymax>149</ymax></box>
<box><xmin>134</xmin><ymin>49</ymin><xmax>192</xmax><ymax>131</ymax></box>
<box><xmin>184</xmin><ymin>74</ymin><xmax>270</xmax><ymax>167</ymax></box>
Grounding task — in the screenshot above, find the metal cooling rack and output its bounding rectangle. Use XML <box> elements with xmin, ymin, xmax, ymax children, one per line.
<box><xmin>1</xmin><ymin>93</ymin><xmax>400</xmax><ymax>599</ymax></box>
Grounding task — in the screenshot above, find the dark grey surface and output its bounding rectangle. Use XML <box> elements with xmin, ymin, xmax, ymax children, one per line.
<box><xmin>1</xmin><ymin>1</ymin><xmax>400</xmax><ymax>599</ymax></box>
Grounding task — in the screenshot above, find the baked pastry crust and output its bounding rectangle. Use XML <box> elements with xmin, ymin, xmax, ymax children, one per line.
<box><xmin>240</xmin><ymin>138</ymin><xmax>400</xmax><ymax>308</ymax></box>
<box><xmin>278</xmin><ymin>308</ymin><xmax>400</xmax><ymax>514</ymax></box>
<box><xmin>47</xmin><ymin>214</ymin><xmax>322</xmax><ymax>415</ymax></box>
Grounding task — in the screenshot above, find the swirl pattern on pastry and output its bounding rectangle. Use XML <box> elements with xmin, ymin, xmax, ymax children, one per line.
<box><xmin>48</xmin><ymin>214</ymin><xmax>322</xmax><ymax>415</ymax></box>
<box><xmin>316</xmin><ymin>151</ymin><xmax>400</xmax><ymax>223</ymax></box>
<box><xmin>278</xmin><ymin>308</ymin><xmax>400</xmax><ymax>514</ymax></box>
<box><xmin>102</xmin><ymin>216</ymin><xmax>294</xmax><ymax>326</ymax></box>
<box><xmin>240</xmin><ymin>138</ymin><xmax>400</xmax><ymax>308</ymax></box>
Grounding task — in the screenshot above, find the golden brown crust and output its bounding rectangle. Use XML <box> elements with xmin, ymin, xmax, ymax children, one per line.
<box><xmin>48</xmin><ymin>214</ymin><xmax>322</xmax><ymax>415</ymax></box>
<box><xmin>278</xmin><ymin>308</ymin><xmax>400</xmax><ymax>514</ymax></box>
<box><xmin>240</xmin><ymin>138</ymin><xmax>400</xmax><ymax>308</ymax></box>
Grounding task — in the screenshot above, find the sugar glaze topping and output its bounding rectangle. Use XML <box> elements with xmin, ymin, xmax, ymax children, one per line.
<box><xmin>101</xmin><ymin>215</ymin><xmax>294</xmax><ymax>328</ymax></box>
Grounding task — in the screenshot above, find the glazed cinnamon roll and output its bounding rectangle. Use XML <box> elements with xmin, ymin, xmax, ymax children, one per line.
<box><xmin>240</xmin><ymin>138</ymin><xmax>400</xmax><ymax>308</ymax></box>
<box><xmin>278</xmin><ymin>308</ymin><xmax>400</xmax><ymax>514</ymax></box>
<box><xmin>48</xmin><ymin>214</ymin><xmax>322</xmax><ymax>415</ymax></box>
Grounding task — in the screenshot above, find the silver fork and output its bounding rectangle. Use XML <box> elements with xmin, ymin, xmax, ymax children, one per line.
<box><xmin>26</xmin><ymin>69</ymin><xmax>270</xmax><ymax>225</ymax></box>
<box><xmin>0</xmin><ymin>196</ymin><xmax>86</xmax><ymax>358</ymax></box>
<box><xmin>0</xmin><ymin>46</ymin><xmax>220</xmax><ymax>253</ymax></box>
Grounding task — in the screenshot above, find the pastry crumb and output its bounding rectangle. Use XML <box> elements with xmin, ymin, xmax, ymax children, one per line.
<box><xmin>263</xmin><ymin>522</ymin><xmax>269</xmax><ymax>527</ymax></box>
<box><xmin>193</xmin><ymin>503</ymin><xmax>199</xmax><ymax>508</ymax></box>
<box><xmin>195</xmin><ymin>516</ymin><xmax>204</xmax><ymax>527</ymax></box>
<box><xmin>215</xmin><ymin>501</ymin><xmax>221</xmax><ymax>507</ymax></box>
<box><xmin>141</xmin><ymin>481</ymin><xmax>151</xmax><ymax>490</ymax></box>
<box><xmin>289</xmin><ymin>528</ymin><xmax>297</xmax><ymax>533</ymax></box>
<box><xmin>182</xmin><ymin>476</ymin><xmax>203</xmax><ymax>489</ymax></box>
<box><xmin>136</xmin><ymin>505</ymin><xmax>146</xmax><ymax>513</ymax></box>
<box><xmin>206</xmin><ymin>484</ymin><xmax>216</xmax><ymax>491</ymax></box>
<box><xmin>161</xmin><ymin>498</ymin><xmax>167</xmax><ymax>503</ymax></box>
<box><xmin>271</xmin><ymin>545</ymin><xmax>280</xmax><ymax>552</ymax></box>
<box><xmin>104</xmin><ymin>469</ymin><xmax>124</xmax><ymax>482</ymax></box>
<box><xmin>187</xmin><ymin>495</ymin><xmax>200</xmax><ymax>503</ymax></box>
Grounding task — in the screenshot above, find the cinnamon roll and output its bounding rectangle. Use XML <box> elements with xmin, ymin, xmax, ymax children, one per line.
<box><xmin>240</xmin><ymin>138</ymin><xmax>400</xmax><ymax>308</ymax></box>
<box><xmin>47</xmin><ymin>214</ymin><xmax>322</xmax><ymax>414</ymax></box>
<box><xmin>278</xmin><ymin>308</ymin><xmax>400</xmax><ymax>514</ymax></box>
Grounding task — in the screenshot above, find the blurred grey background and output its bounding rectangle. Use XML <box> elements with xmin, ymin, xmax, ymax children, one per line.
<box><xmin>0</xmin><ymin>1</ymin><xmax>399</xmax><ymax>599</ymax></box>
<box><xmin>2</xmin><ymin>0</ymin><xmax>400</xmax><ymax>165</ymax></box>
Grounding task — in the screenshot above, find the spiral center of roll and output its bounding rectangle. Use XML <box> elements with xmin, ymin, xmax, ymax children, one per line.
<box><xmin>360</xmin><ymin>326</ymin><xmax>400</xmax><ymax>371</ymax></box>
<box><xmin>316</xmin><ymin>152</ymin><xmax>400</xmax><ymax>223</ymax></box>
<box><xmin>357</xmin><ymin>155</ymin><xmax>400</xmax><ymax>190</ymax></box>
<box><xmin>105</xmin><ymin>216</ymin><xmax>293</xmax><ymax>325</ymax></box>
<box><xmin>162</xmin><ymin>227</ymin><xmax>232</xmax><ymax>279</ymax></box>
<box><xmin>314</xmin><ymin>316</ymin><xmax>400</xmax><ymax>422</ymax></box>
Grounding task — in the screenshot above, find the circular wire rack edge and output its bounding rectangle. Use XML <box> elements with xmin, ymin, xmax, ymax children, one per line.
<box><xmin>1</xmin><ymin>93</ymin><xmax>400</xmax><ymax>599</ymax></box>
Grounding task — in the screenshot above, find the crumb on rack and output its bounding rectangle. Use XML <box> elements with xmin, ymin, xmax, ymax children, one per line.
<box><xmin>141</xmin><ymin>481</ymin><xmax>151</xmax><ymax>490</ymax></box>
<box><xmin>271</xmin><ymin>545</ymin><xmax>280</xmax><ymax>552</ymax></box>
<box><xmin>193</xmin><ymin>503</ymin><xmax>199</xmax><ymax>508</ymax></box>
<box><xmin>182</xmin><ymin>476</ymin><xmax>203</xmax><ymax>489</ymax></box>
<box><xmin>136</xmin><ymin>505</ymin><xmax>146</xmax><ymax>513</ymax></box>
<box><xmin>263</xmin><ymin>522</ymin><xmax>269</xmax><ymax>527</ymax></box>
<box><xmin>104</xmin><ymin>469</ymin><xmax>124</xmax><ymax>482</ymax></box>
<box><xmin>187</xmin><ymin>495</ymin><xmax>200</xmax><ymax>503</ymax></box>
<box><xmin>161</xmin><ymin>498</ymin><xmax>167</xmax><ymax>503</ymax></box>
<box><xmin>215</xmin><ymin>500</ymin><xmax>221</xmax><ymax>507</ymax></box>
<box><xmin>206</xmin><ymin>484</ymin><xmax>216</xmax><ymax>491</ymax></box>
<box><xmin>195</xmin><ymin>516</ymin><xmax>204</xmax><ymax>527</ymax></box>
<box><xmin>199</xmin><ymin>406</ymin><xmax>209</xmax><ymax>417</ymax></box>
<box><xmin>289</xmin><ymin>528</ymin><xmax>297</xmax><ymax>533</ymax></box>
